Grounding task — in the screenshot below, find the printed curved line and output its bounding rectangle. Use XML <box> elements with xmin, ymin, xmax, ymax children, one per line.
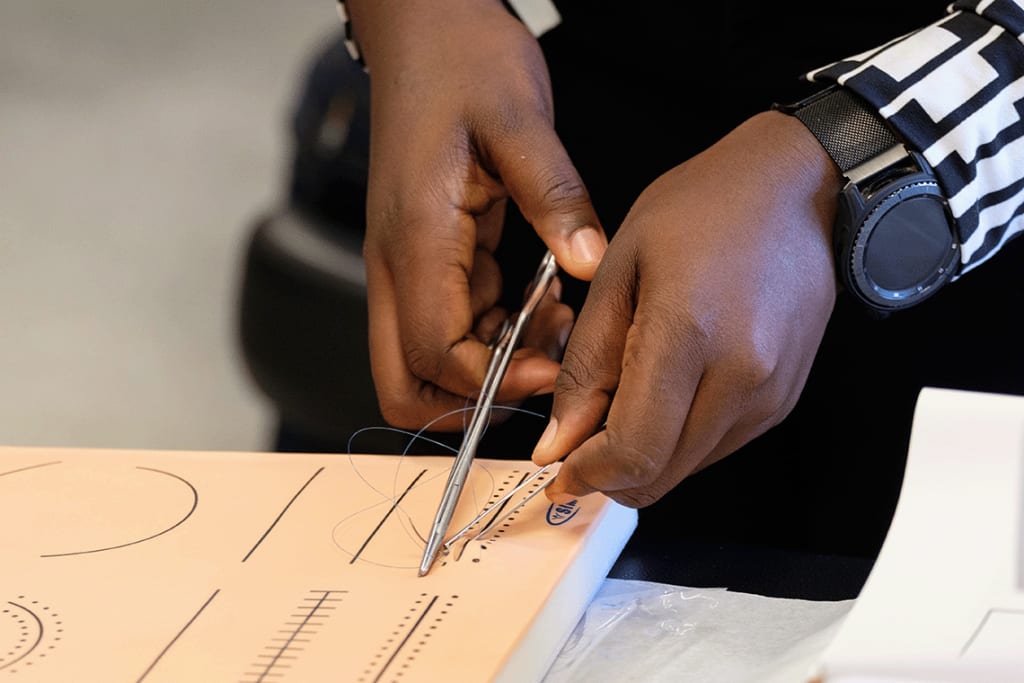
<box><xmin>0</xmin><ymin>461</ymin><xmax>62</xmax><ymax>478</ymax></box>
<box><xmin>40</xmin><ymin>466</ymin><xmax>198</xmax><ymax>558</ymax></box>
<box><xmin>0</xmin><ymin>601</ymin><xmax>44</xmax><ymax>671</ymax></box>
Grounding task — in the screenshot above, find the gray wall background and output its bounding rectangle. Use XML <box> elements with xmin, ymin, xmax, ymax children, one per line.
<box><xmin>0</xmin><ymin>0</ymin><xmax>337</xmax><ymax>451</ymax></box>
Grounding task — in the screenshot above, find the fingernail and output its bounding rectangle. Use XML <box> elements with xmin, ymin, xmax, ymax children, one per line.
<box><xmin>570</xmin><ymin>227</ymin><xmax>605</xmax><ymax>267</ymax></box>
<box><xmin>531</xmin><ymin>382</ymin><xmax>555</xmax><ymax>397</ymax></box>
<box><xmin>533</xmin><ymin>417</ymin><xmax>559</xmax><ymax>456</ymax></box>
<box><xmin>549</xmin><ymin>277</ymin><xmax>563</xmax><ymax>302</ymax></box>
<box><xmin>558</xmin><ymin>321</ymin><xmax>572</xmax><ymax>349</ymax></box>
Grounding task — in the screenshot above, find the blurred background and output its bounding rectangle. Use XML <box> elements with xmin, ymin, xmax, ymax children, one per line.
<box><xmin>0</xmin><ymin>0</ymin><xmax>338</xmax><ymax>451</ymax></box>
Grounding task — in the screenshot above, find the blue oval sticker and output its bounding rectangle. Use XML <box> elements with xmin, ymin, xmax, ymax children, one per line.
<box><xmin>546</xmin><ymin>500</ymin><xmax>580</xmax><ymax>525</ymax></box>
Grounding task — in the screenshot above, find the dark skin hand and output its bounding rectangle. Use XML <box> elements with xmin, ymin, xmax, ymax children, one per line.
<box><xmin>348</xmin><ymin>0</ymin><xmax>844</xmax><ymax>508</ymax></box>
<box><xmin>532</xmin><ymin>110</ymin><xmax>844</xmax><ymax>507</ymax></box>
<box><xmin>347</xmin><ymin>0</ymin><xmax>608</xmax><ymax>431</ymax></box>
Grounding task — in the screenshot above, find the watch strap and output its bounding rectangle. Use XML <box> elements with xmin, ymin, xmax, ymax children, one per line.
<box><xmin>780</xmin><ymin>86</ymin><xmax>900</xmax><ymax>174</ymax></box>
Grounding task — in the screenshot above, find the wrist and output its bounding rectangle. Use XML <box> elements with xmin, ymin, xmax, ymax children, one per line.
<box><xmin>756</xmin><ymin>110</ymin><xmax>845</xmax><ymax>245</ymax></box>
<box><xmin>342</xmin><ymin>0</ymin><xmax>516</xmax><ymax>70</ymax></box>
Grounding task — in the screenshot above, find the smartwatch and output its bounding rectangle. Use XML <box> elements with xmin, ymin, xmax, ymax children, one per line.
<box><xmin>776</xmin><ymin>85</ymin><xmax>961</xmax><ymax>313</ymax></box>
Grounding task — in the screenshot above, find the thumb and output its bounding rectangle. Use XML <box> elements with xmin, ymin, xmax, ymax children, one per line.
<box><xmin>530</xmin><ymin>255</ymin><xmax>633</xmax><ymax>473</ymax></box>
<box><xmin>493</xmin><ymin>124</ymin><xmax>607</xmax><ymax>282</ymax></box>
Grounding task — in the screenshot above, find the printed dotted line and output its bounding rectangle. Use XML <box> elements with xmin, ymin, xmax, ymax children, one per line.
<box><xmin>358</xmin><ymin>593</ymin><xmax>459</xmax><ymax>683</ymax></box>
<box><xmin>1</xmin><ymin>596</ymin><xmax>62</xmax><ymax>674</ymax></box>
<box><xmin>480</xmin><ymin>472</ymin><xmax>549</xmax><ymax>551</ymax></box>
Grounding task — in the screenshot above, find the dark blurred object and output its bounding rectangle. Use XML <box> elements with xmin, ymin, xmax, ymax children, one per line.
<box><xmin>237</xmin><ymin>32</ymin><xmax>379</xmax><ymax>454</ymax></box>
<box><xmin>287</xmin><ymin>33</ymin><xmax>369</xmax><ymax>231</ymax></box>
<box><xmin>238</xmin><ymin>207</ymin><xmax>379</xmax><ymax>452</ymax></box>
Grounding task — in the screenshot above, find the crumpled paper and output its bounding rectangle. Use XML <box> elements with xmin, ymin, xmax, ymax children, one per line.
<box><xmin>544</xmin><ymin>578</ymin><xmax>854</xmax><ymax>683</ymax></box>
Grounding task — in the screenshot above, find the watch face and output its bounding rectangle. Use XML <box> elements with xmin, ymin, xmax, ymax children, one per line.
<box><xmin>865</xmin><ymin>195</ymin><xmax>954</xmax><ymax>292</ymax></box>
<box><xmin>842</xmin><ymin>177</ymin><xmax>961</xmax><ymax>311</ymax></box>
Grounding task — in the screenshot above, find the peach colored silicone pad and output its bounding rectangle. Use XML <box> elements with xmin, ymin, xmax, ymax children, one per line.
<box><xmin>0</xmin><ymin>446</ymin><xmax>636</xmax><ymax>682</ymax></box>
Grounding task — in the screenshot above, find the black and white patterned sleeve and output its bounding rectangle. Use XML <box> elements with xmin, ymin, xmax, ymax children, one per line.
<box><xmin>805</xmin><ymin>0</ymin><xmax>1024</xmax><ymax>277</ymax></box>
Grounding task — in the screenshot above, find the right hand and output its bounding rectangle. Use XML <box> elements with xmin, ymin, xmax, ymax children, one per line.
<box><xmin>532</xmin><ymin>111</ymin><xmax>842</xmax><ymax>508</ymax></box>
<box><xmin>346</xmin><ymin>0</ymin><xmax>608</xmax><ymax>430</ymax></box>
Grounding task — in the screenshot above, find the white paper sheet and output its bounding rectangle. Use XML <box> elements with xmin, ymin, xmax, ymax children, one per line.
<box><xmin>811</xmin><ymin>387</ymin><xmax>1024</xmax><ymax>682</ymax></box>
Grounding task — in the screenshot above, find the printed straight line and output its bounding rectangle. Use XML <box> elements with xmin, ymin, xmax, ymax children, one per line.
<box><xmin>372</xmin><ymin>595</ymin><xmax>438</xmax><ymax>683</ymax></box>
<box><xmin>136</xmin><ymin>589</ymin><xmax>220</xmax><ymax>682</ymax></box>
<box><xmin>454</xmin><ymin>470</ymin><xmax>532</xmax><ymax>562</ymax></box>
<box><xmin>252</xmin><ymin>591</ymin><xmax>337</xmax><ymax>683</ymax></box>
<box><xmin>349</xmin><ymin>468</ymin><xmax>428</xmax><ymax>564</ymax></box>
<box><xmin>243</xmin><ymin>467</ymin><xmax>325</xmax><ymax>562</ymax></box>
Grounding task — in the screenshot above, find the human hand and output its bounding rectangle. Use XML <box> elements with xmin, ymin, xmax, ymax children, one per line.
<box><xmin>346</xmin><ymin>0</ymin><xmax>607</xmax><ymax>430</ymax></box>
<box><xmin>532</xmin><ymin>111</ymin><xmax>844</xmax><ymax>507</ymax></box>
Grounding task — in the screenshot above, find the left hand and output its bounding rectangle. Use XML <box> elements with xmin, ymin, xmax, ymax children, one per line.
<box><xmin>348</xmin><ymin>0</ymin><xmax>606</xmax><ymax>431</ymax></box>
<box><xmin>532</xmin><ymin>110</ymin><xmax>844</xmax><ymax>507</ymax></box>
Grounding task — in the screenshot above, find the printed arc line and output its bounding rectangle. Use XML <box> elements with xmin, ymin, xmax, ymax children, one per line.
<box><xmin>0</xmin><ymin>602</ymin><xmax>45</xmax><ymax>671</ymax></box>
<box><xmin>372</xmin><ymin>595</ymin><xmax>438</xmax><ymax>683</ymax></box>
<box><xmin>251</xmin><ymin>591</ymin><xmax>340</xmax><ymax>683</ymax></box>
<box><xmin>349</xmin><ymin>468</ymin><xmax>428</xmax><ymax>564</ymax></box>
<box><xmin>960</xmin><ymin>606</ymin><xmax>1024</xmax><ymax>657</ymax></box>
<box><xmin>242</xmin><ymin>467</ymin><xmax>325</xmax><ymax>562</ymax></box>
<box><xmin>0</xmin><ymin>461</ymin><xmax>62</xmax><ymax>478</ymax></box>
<box><xmin>41</xmin><ymin>466</ymin><xmax>199</xmax><ymax>558</ymax></box>
<box><xmin>136</xmin><ymin>588</ymin><xmax>220</xmax><ymax>682</ymax></box>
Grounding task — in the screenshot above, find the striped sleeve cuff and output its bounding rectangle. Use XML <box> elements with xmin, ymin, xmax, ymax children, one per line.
<box><xmin>804</xmin><ymin>0</ymin><xmax>1024</xmax><ymax>275</ymax></box>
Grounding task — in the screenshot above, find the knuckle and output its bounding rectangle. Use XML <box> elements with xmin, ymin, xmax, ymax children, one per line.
<box><xmin>537</xmin><ymin>173</ymin><xmax>592</xmax><ymax>216</ymax></box>
<box><xmin>608</xmin><ymin>468</ymin><xmax>682</xmax><ymax>509</ymax></box>
<box><xmin>402</xmin><ymin>311</ymin><xmax>466</xmax><ymax>389</ymax></box>
<box><xmin>626</xmin><ymin>301</ymin><xmax>707</xmax><ymax>389</ymax></box>
<box><xmin>752</xmin><ymin>383</ymin><xmax>798</xmax><ymax>428</ymax></box>
<box><xmin>603</xmin><ymin>437</ymin><xmax>663</xmax><ymax>490</ymax></box>
<box><xmin>737</xmin><ymin>349</ymin><xmax>780</xmax><ymax>391</ymax></box>
<box><xmin>378</xmin><ymin>405</ymin><xmax>408</xmax><ymax>429</ymax></box>
<box><xmin>723</xmin><ymin>348</ymin><xmax>785</xmax><ymax>415</ymax></box>
<box><xmin>633</xmin><ymin>299</ymin><xmax>708</xmax><ymax>359</ymax></box>
<box><xmin>609</xmin><ymin>490</ymin><xmax>660</xmax><ymax>509</ymax></box>
<box><xmin>484</xmin><ymin>73</ymin><xmax>553</xmax><ymax>132</ymax></box>
<box><xmin>404</xmin><ymin>342</ymin><xmax>445</xmax><ymax>387</ymax></box>
<box><xmin>483</xmin><ymin>103</ymin><xmax>593</xmax><ymax>224</ymax></box>
<box><xmin>376</xmin><ymin>392</ymin><xmax>421</xmax><ymax>430</ymax></box>
<box><xmin>555</xmin><ymin>345</ymin><xmax>618</xmax><ymax>396</ymax></box>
